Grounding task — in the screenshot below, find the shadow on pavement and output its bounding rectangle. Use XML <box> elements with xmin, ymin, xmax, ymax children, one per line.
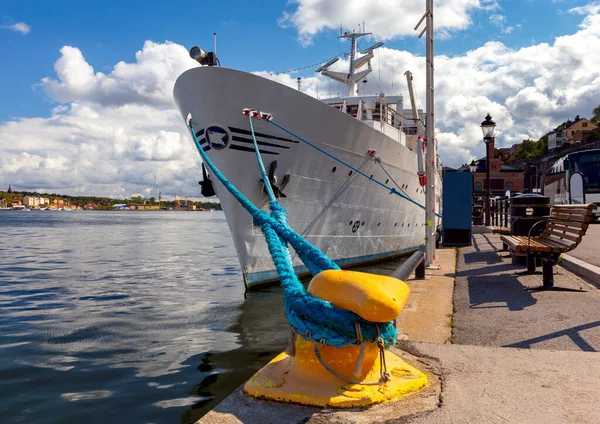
<box><xmin>504</xmin><ymin>321</ymin><xmax>600</xmax><ymax>352</ymax></box>
<box><xmin>468</xmin><ymin>275</ymin><xmax>537</xmax><ymax>311</ymax></box>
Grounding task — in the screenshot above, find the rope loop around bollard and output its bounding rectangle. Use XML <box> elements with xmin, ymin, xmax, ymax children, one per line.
<box><xmin>312</xmin><ymin>342</ymin><xmax>391</xmax><ymax>386</ymax></box>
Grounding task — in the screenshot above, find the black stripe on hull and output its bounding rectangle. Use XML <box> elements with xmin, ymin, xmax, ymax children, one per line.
<box><xmin>229</xmin><ymin>127</ymin><xmax>299</xmax><ymax>144</ymax></box>
<box><xmin>229</xmin><ymin>145</ymin><xmax>279</xmax><ymax>155</ymax></box>
<box><xmin>195</xmin><ymin>129</ymin><xmax>205</xmax><ymax>138</ymax></box>
<box><xmin>231</xmin><ymin>135</ymin><xmax>290</xmax><ymax>149</ymax></box>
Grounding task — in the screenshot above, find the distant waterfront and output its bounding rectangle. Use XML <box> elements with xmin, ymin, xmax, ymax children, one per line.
<box><xmin>0</xmin><ymin>189</ymin><xmax>221</xmax><ymax>212</ymax></box>
<box><xmin>0</xmin><ymin>211</ymin><xmax>288</xmax><ymax>424</ymax></box>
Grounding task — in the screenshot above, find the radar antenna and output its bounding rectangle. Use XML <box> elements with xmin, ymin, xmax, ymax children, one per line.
<box><xmin>315</xmin><ymin>31</ymin><xmax>384</xmax><ymax>97</ymax></box>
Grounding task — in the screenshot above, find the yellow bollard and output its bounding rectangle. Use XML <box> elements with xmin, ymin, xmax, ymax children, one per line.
<box><xmin>244</xmin><ymin>270</ymin><xmax>429</xmax><ymax>408</ymax></box>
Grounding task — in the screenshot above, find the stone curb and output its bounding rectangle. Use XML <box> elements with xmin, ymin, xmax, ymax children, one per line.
<box><xmin>560</xmin><ymin>253</ymin><xmax>600</xmax><ymax>288</ymax></box>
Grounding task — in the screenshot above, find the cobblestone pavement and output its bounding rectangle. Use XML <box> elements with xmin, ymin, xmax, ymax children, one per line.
<box><xmin>454</xmin><ymin>233</ymin><xmax>600</xmax><ymax>351</ymax></box>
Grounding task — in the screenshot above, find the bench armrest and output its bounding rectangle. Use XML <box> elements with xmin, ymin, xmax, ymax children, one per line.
<box><xmin>527</xmin><ymin>219</ymin><xmax>549</xmax><ymax>250</ymax></box>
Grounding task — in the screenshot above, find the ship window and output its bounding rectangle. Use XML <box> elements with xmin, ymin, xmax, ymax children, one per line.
<box><xmin>361</xmin><ymin>221</ymin><xmax>365</xmax><ymax>226</ymax></box>
<box><xmin>377</xmin><ymin>222</ymin><xmax>381</xmax><ymax>226</ymax></box>
<box><xmin>332</xmin><ymin>166</ymin><xmax>337</xmax><ymax>172</ymax></box>
<box><xmin>395</xmin><ymin>223</ymin><xmax>398</xmax><ymax>227</ymax></box>
<box><xmin>386</xmin><ymin>179</ymin><xmax>389</xmax><ymax>184</ymax></box>
<box><xmin>349</xmin><ymin>170</ymin><xmax>353</xmax><ymax>176</ymax></box>
<box><xmin>370</xmin><ymin>174</ymin><xmax>373</xmax><ymax>178</ymax></box>
<box><xmin>349</xmin><ymin>221</ymin><xmax>353</xmax><ymax>225</ymax></box>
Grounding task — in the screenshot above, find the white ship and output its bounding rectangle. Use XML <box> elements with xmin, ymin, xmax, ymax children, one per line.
<box><xmin>173</xmin><ymin>31</ymin><xmax>442</xmax><ymax>288</ymax></box>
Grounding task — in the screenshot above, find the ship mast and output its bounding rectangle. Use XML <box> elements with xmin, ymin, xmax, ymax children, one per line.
<box><xmin>316</xmin><ymin>31</ymin><xmax>383</xmax><ymax>97</ymax></box>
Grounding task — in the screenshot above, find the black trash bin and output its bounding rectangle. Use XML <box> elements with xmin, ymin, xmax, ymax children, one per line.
<box><xmin>510</xmin><ymin>194</ymin><xmax>551</xmax><ymax>266</ymax></box>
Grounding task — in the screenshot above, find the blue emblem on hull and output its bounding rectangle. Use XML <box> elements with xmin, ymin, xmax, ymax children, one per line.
<box><xmin>206</xmin><ymin>126</ymin><xmax>229</xmax><ymax>150</ymax></box>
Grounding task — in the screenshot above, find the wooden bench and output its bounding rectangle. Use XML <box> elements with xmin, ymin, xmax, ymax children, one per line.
<box><xmin>501</xmin><ymin>204</ymin><xmax>597</xmax><ymax>290</ymax></box>
<box><xmin>490</xmin><ymin>226</ymin><xmax>510</xmax><ymax>235</ymax></box>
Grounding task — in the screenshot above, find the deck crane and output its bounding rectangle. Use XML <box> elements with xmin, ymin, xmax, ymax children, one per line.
<box><xmin>404</xmin><ymin>71</ymin><xmax>425</xmax><ymax>135</ymax></box>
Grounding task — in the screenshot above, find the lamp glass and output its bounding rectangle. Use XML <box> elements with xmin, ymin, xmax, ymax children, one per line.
<box><xmin>481</xmin><ymin>124</ymin><xmax>495</xmax><ymax>138</ymax></box>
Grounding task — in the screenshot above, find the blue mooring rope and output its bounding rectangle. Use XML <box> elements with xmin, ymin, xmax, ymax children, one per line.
<box><xmin>268</xmin><ymin>119</ymin><xmax>443</xmax><ymax>219</ymax></box>
<box><xmin>188</xmin><ymin>118</ymin><xmax>397</xmax><ymax>348</ymax></box>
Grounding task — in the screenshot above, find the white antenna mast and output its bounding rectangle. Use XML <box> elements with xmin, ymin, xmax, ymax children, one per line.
<box><xmin>415</xmin><ymin>1</ymin><xmax>436</xmax><ymax>266</ymax></box>
<box><xmin>316</xmin><ymin>32</ymin><xmax>383</xmax><ymax>97</ymax></box>
<box><xmin>214</xmin><ymin>33</ymin><xmax>217</xmax><ymax>58</ymax></box>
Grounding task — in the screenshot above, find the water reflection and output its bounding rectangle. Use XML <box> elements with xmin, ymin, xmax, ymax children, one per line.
<box><xmin>0</xmin><ymin>211</ymin><xmax>289</xmax><ymax>424</ymax></box>
<box><xmin>181</xmin><ymin>286</ymin><xmax>290</xmax><ymax>423</ymax></box>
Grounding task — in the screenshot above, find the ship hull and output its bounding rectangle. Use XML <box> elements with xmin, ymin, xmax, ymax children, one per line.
<box><xmin>174</xmin><ymin>67</ymin><xmax>439</xmax><ymax>287</ymax></box>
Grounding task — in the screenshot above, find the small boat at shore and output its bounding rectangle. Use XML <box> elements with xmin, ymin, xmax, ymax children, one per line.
<box><xmin>174</xmin><ymin>30</ymin><xmax>442</xmax><ymax>288</ymax></box>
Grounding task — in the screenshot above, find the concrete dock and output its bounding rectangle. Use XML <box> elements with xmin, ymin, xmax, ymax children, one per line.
<box><xmin>198</xmin><ymin>232</ymin><xmax>600</xmax><ymax>423</ymax></box>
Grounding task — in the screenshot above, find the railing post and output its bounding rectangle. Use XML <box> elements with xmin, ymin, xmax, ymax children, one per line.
<box><xmin>504</xmin><ymin>198</ymin><xmax>509</xmax><ymax>228</ymax></box>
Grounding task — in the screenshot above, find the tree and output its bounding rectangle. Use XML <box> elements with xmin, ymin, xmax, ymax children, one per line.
<box><xmin>592</xmin><ymin>104</ymin><xmax>600</xmax><ymax>126</ymax></box>
<box><xmin>149</xmin><ymin>197</ymin><xmax>156</xmax><ymax>204</ymax></box>
<box><xmin>514</xmin><ymin>139</ymin><xmax>538</xmax><ymax>160</ymax></box>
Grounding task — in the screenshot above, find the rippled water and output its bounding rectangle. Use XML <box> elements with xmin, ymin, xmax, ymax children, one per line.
<box><xmin>0</xmin><ymin>211</ymin><xmax>289</xmax><ymax>423</ymax></box>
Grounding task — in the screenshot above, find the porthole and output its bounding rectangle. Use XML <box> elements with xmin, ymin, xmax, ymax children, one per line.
<box><xmin>402</xmin><ymin>223</ymin><xmax>404</xmax><ymax>227</ymax></box>
<box><xmin>332</xmin><ymin>166</ymin><xmax>337</xmax><ymax>173</ymax></box>
<box><xmin>349</xmin><ymin>170</ymin><xmax>353</xmax><ymax>176</ymax></box>
<box><xmin>370</xmin><ymin>174</ymin><xmax>373</xmax><ymax>178</ymax></box>
<box><xmin>386</xmin><ymin>179</ymin><xmax>389</xmax><ymax>184</ymax></box>
<box><xmin>394</xmin><ymin>223</ymin><xmax>398</xmax><ymax>227</ymax></box>
<box><xmin>361</xmin><ymin>221</ymin><xmax>365</xmax><ymax>226</ymax></box>
<box><xmin>377</xmin><ymin>222</ymin><xmax>381</xmax><ymax>227</ymax></box>
<box><xmin>349</xmin><ymin>221</ymin><xmax>353</xmax><ymax>225</ymax></box>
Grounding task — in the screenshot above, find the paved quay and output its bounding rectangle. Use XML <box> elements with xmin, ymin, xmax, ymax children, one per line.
<box><xmin>454</xmin><ymin>233</ymin><xmax>600</xmax><ymax>351</ymax></box>
<box><xmin>198</xmin><ymin>240</ymin><xmax>600</xmax><ymax>423</ymax></box>
<box><xmin>563</xmin><ymin>222</ymin><xmax>600</xmax><ymax>267</ymax></box>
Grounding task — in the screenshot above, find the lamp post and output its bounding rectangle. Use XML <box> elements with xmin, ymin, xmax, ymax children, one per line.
<box><xmin>469</xmin><ymin>160</ymin><xmax>477</xmax><ymax>173</ymax></box>
<box><xmin>481</xmin><ymin>113</ymin><xmax>497</xmax><ymax>226</ymax></box>
<box><xmin>469</xmin><ymin>159</ymin><xmax>477</xmax><ymax>196</ymax></box>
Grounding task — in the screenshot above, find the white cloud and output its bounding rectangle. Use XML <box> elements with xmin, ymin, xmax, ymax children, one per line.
<box><xmin>3</xmin><ymin>12</ymin><xmax>600</xmax><ymax>197</ymax></box>
<box><xmin>280</xmin><ymin>0</ymin><xmax>496</xmax><ymax>46</ymax></box>
<box><xmin>2</xmin><ymin>21</ymin><xmax>31</xmax><ymax>34</ymax></box>
<box><xmin>489</xmin><ymin>14</ymin><xmax>513</xmax><ymax>34</ymax></box>
<box><xmin>1</xmin><ymin>42</ymin><xmax>201</xmax><ymax>198</ymax></box>
<box><xmin>39</xmin><ymin>41</ymin><xmax>198</xmax><ymax>108</ymax></box>
<box><xmin>569</xmin><ymin>1</ymin><xmax>600</xmax><ymax>15</ymax></box>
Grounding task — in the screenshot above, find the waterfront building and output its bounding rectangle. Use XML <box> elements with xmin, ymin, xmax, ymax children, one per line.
<box><xmin>548</xmin><ymin>115</ymin><xmax>598</xmax><ymax>151</ymax></box>
<box><xmin>23</xmin><ymin>196</ymin><xmax>41</xmax><ymax>208</ymax></box>
<box><xmin>460</xmin><ymin>136</ymin><xmax>525</xmax><ymax>198</ymax></box>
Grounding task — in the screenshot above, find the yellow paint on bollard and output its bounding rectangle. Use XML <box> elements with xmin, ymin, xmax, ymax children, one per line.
<box><xmin>244</xmin><ymin>270</ymin><xmax>429</xmax><ymax>408</ymax></box>
<box><xmin>307</xmin><ymin>270</ymin><xmax>410</xmax><ymax>323</ymax></box>
<box><xmin>244</xmin><ymin>336</ymin><xmax>428</xmax><ymax>407</ymax></box>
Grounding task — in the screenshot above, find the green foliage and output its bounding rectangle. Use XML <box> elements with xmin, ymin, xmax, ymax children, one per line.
<box><xmin>592</xmin><ymin>104</ymin><xmax>600</xmax><ymax>125</ymax></box>
<box><xmin>588</xmin><ymin>128</ymin><xmax>600</xmax><ymax>140</ymax></box>
<box><xmin>514</xmin><ymin>139</ymin><xmax>538</xmax><ymax>160</ymax></box>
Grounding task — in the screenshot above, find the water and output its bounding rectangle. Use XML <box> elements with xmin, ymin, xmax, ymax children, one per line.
<box><xmin>0</xmin><ymin>211</ymin><xmax>289</xmax><ymax>423</ymax></box>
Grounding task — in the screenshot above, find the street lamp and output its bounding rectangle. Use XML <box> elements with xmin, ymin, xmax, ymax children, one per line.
<box><xmin>481</xmin><ymin>113</ymin><xmax>496</xmax><ymax>226</ymax></box>
<box><xmin>469</xmin><ymin>160</ymin><xmax>477</xmax><ymax>173</ymax></box>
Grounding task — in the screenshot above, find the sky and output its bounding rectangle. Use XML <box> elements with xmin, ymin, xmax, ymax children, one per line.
<box><xmin>1</xmin><ymin>0</ymin><xmax>600</xmax><ymax>199</ymax></box>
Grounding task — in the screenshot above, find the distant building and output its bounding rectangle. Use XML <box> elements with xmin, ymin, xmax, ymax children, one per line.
<box><xmin>23</xmin><ymin>196</ymin><xmax>40</xmax><ymax>208</ymax></box>
<box><xmin>463</xmin><ymin>136</ymin><xmax>525</xmax><ymax>198</ymax></box>
<box><xmin>129</xmin><ymin>203</ymin><xmax>160</xmax><ymax>211</ymax></box>
<box><xmin>40</xmin><ymin>197</ymin><xmax>50</xmax><ymax>205</ymax></box>
<box><xmin>548</xmin><ymin>115</ymin><xmax>598</xmax><ymax>151</ymax></box>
